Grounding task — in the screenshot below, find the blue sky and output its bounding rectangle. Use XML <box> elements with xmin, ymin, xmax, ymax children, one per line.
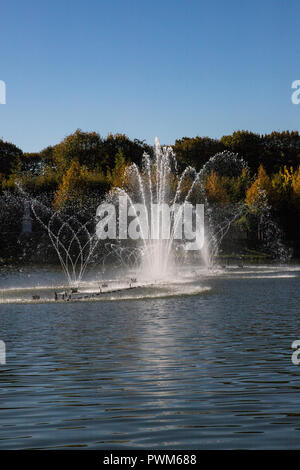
<box><xmin>0</xmin><ymin>0</ymin><xmax>300</xmax><ymax>152</ymax></box>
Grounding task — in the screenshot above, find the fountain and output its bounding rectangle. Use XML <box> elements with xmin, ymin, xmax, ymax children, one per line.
<box><xmin>101</xmin><ymin>138</ymin><xmax>205</xmax><ymax>279</ymax></box>
<box><xmin>99</xmin><ymin>138</ymin><xmax>247</xmax><ymax>280</ymax></box>
<box><xmin>30</xmin><ymin>201</ymin><xmax>100</xmax><ymax>286</ymax></box>
<box><xmin>9</xmin><ymin>138</ymin><xmax>260</xmax><ymax>300</ymax></box>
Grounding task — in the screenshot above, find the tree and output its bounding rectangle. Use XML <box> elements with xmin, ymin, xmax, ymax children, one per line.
<box><xmin>53</xmin><ymin>160</ymin><xmax>109</xmax><ymax>210</ymax></box>
<box><xmin>40</xmin><ymin>146</ymin><xmax>56</xmax><ymax>172</ymax></box>
<box><xmin>52</xmin><ymin>130</ymin><xmax>151</xmax><ymax>176</ymax></box>
<box><xmin>245</xmin><ymin>165</ymin><xmax>272</xmax><ymax>212</ymax></box>
<box><xmin>204</xmin><ymin>171</ymin><xmax>230</xmax><ymax>205</ymax></box>
<box><xmin>201</xmin><ymin>150</ymin><xmax>248</xmax><ymax>179</ymax></box>
<box><xmin>100</xmin><ymin>134</ymin><xmax>152</xmax><ymax>170</ymax></box>
<box><xmin>0</xmin><ymin>139</ymin><xmax>22</xmax><ymax>178</ymax></box>
<box><xmin>221</xmin><ymin>130</ymin><xmax>263</xmax><ymax>173</ymax></box>
<box><xmin>106</xmin><ymin>149</ymin><xmax>129</xmax><ymax>188</ymax></box>
<box><xmin>262</xmin><ymin>131</ymin><xmax>300</xmax><ymax>173</ymax></box>
<box><xmin>173</xmin><ymin>136</ymin><xmax>224</xmax><ymax>171</ymax></box>
<box><xmin>53</xmin><ymin>129</ymin><xmax>104</xmax><ymax>174</ymax></box>
<box><xmin>21</xmin><ymin>153</ymin><xmax>43</xmax><ymax>175</ymax></box>
<box><xmin>291</xmin><ymin>167</ymin><xmax>300</xmax><ymax>210</ymax></box>
<box><xmin>225</xmin><ymin>168</ymin><xmax>252</xmax><ymax>203</ymax></box>
<box><xmin>270</xmin><ymin>166</ymin><xmax>293</xmax><ymax>210</ymax></box>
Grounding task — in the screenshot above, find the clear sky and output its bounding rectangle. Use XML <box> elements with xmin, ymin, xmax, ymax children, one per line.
<box><xmin>0</xmin><ymin>0</ymin><xmax>300</xmax><ymax>152</ymax></box>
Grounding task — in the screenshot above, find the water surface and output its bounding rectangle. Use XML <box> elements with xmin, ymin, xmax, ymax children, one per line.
<box><xmin>0</xmin><ymin>265</ymin><xmax>300</xmax><ymax>449</ymax></box>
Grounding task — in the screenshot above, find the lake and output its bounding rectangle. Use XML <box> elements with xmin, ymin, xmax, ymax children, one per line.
<box><xmin>0</xmin><ymin>264</ymin><xmax>300</xmax><ymax>449</ymax></box>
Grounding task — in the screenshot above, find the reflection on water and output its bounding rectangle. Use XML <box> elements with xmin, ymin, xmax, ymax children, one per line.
<box><xmin>0</xmin><ymin>265</ymin><xmax>300</xmax><ymax>448</ymax></box>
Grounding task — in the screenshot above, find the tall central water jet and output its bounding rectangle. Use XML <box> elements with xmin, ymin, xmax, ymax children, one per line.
<box><xmin>105</xmin><ymin>137</ymin><xmax>208</xmax><ymax>279</ymax></box>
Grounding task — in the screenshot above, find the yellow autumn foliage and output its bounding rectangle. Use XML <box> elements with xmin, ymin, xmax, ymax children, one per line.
<box><xmin>204</xmin><ymin>171</ymin><xmax>230</xmax><ymax>205</ymax></box>
<box><xmin>245</xmin><ymin>165</ymin><xmax>272</xmax><ymax>211</ymax></box>
<box><xmin>53</xmin><ymin>160</ymin><xmax>108</xmax><ymax>210</ymax></box>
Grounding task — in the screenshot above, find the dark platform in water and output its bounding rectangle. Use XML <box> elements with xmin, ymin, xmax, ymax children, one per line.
<box><xmin>54</xmin><ymin>280</ymin><xmax>145</xmax><ymax>301</ymax></box>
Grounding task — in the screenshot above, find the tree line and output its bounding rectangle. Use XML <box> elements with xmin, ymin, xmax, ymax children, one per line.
<box><xmin>1</xmin><ymin>128</ymin><xmax>300</xmax><ymax>246</ymax></box>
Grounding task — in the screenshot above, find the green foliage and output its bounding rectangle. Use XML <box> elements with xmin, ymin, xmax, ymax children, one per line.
<box><xmin>21</xmin><ymin>153</ymin><xmax>44</xmax><ymax>175</ymax></box>
<box><xmin>107</xmin><ymin>149</ymin><xmax>129</xmax><ymax>187</ymax></box>
<box><xmin>53</xmin><ymin>129</ymin><xmax>103</xmax><ymax>174</ymax></box>
<box><xmin>2</xmin><ymin>128</ymin><xmax>300</xmax><ymax>244</ymax></box>
<box><xmin>51</xmin><ymin>130</ymin><xmax>150</xmax><ymax>177</ymax></box>
<box><xmin>263</xmin><ymin>131</ymin><xmax>300</xmax><ymax>173</ymax></box>
<box><xmin>2</xmin><ymin>171</ymin><xmax>60</xmax><ymax>195</ymax></box>
<box><xmin>53</xmin><ymin>160</ymin><xmax>109</xmax><ymax>210</ymax></box>
<box><xmin>0</xmin><ymin>138</ymin><xmax>23</xmax><ymax>177</ymax></box>
<box><xmin>221</xmin><ymin>130</ymin><xmax>300</xmax><ymax>174</ymax></box>
<box><xmin>234</xmin><ymin>214</ymin><xmax>251</xmax><ymax>232</ymax></box>
<box><xmin>201</xmin><ymin>151</ymin><xmax>248</xmax><ymax>178</ymax></box>
<box><xmin>220</xmin><ymin>168</ymin><xmax>252</xmax><ymax>203</ymax></box>
<box><xmin>173</xmin><ymin>136</ymin><xmax>224</xmax><ymax>171</ymax></box>
<box><xmin>99</xmin><ymin>133</ymin><xmax>152</xmax><ymax>170</ymax></box>
<box><xmin>221</xmin><ymin>130</ymin><xmax>262</xmax><ymax>173</ymax></box>
<box><xmin>20</xmin><ymin>173</ymin><xmax>59</xmax><ymax>195</ymax></box>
